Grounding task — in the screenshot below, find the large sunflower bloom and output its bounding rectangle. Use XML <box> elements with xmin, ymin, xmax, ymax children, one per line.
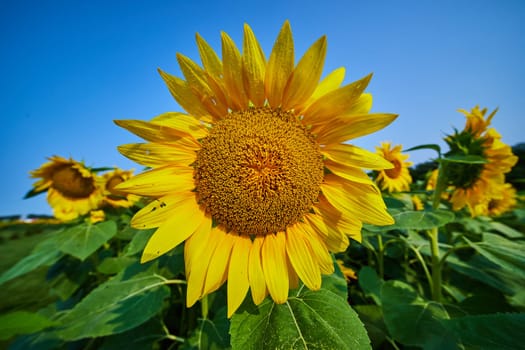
<box><xmin>30</xmin><ymin>156</ymin><xmax>104</xmax><ymax>221</ymax></box>
<box><xmin>115</xmin><ymin>22</ymin><xmax>397</xmax><ymax>317</ymax></box>
<box><xmin>374</xmin><ymin>141</ymin><xmax>412</xmax><ymax>192</ymax></box>
<box><xmin>446</xmin><ymin>107</ymin><xmax>518</xmax><ymax>215</ymax></box>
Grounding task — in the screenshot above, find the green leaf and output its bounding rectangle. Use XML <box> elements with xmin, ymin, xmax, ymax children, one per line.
<box><xmin>123</xmin><ymin>228</ymin><xmax>155</xmax><ymax>257</ymax></box>
<box><xmin>0</xmin><ymin>311</ymin><xmax>57</xmax><ymax>340</ymax></box>
<box><xmin>182</xmin><ymin>307</ymin><xmax>231</xmax><ymax>350</ymax></box>
<box><xmin>358</xmin><ymin>266</ymin><xmax>383</xmax><ymax>306</ymax></box>
<box><xmin>441</xmin><ymin>154</ymin><xmax>488</xmax><ymax>164</ymax></box>
<box><xmin>380</xmin><ymin>280</ymin><xmax>458</xmax><ymax>348</ymax></box>
<box><xmin>489</xmin><ymin>221</ymin><xmax>524</xmax><ymax>238</ymax></box>
<box><xmin>354</xmin><ymin>305</ymin><xmax>389</xmax><ymax>349</ymax></box>
<box><xmin>404</xmin><ymin>143</ymin><xmax>441</xmax><ymax>155</ymax></box>
<box><xmin>97</xmin><ymin>256</ymin><xmax>136</xmax><ymax>274</ymax></box>
<box><xmin>54</xmin><ymin>269</ymin><xmax>170</xmax><ymax>340</ymax></box>
<box><xmin>55</xmin><ymin>220</ymin><xmax>117</xmax><ymax>261</ymax></box>
<box><xmin>100</xmin><ymin>317</ymin><xmax>165</xmax><ymax>350</ymax></box>
<box><xmin>321</xmin><ymin>259</ymin><xmax>349</xmax><ymax>299</ymax></box>
<box><xmin>391</xmin><ymin>209</ymin><xmax>455</xmax><ymax>230</ymax></box>
<box><xmin>464</xmin><ymin>233</ymin><xmax>525</xmax><ymax>280</ymax></box>
<box><xmin>230</xmin><ymin>287</ymin><xmax>371</xmax><ymax>350</ymax></box>
<box><xmin>0</xmin><ymin>238</ymin><xmax>61</xmax><ymax>285</ymax></box>
<box><xmin>441</xmin><ymin>313</ymin><xmax>525</xmax><ymax>349</ymax></box>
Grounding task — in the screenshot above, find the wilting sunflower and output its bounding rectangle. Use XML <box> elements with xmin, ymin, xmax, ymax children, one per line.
<box><xmin>101</xmin><ymin>168</ymin><xmax>140</xmax><ymax>208</ymax></box>
<box><xmin>29</xmin><ymin>156</ymin><xmax>104</xmax><ymax>221</ymax></box>
<box><xmin>115</xmin><ymin>21</ymin><xmax>397</xmax><ymax>317</ymax></box>
<box><xmin>374</xmin><ymin>142</ymin><xmax>412</xmax><ymax>192</ymax></box>
<box><xmin>446</xmin><ymin>107</ymin><xmax>518</xmax><ymax>215</ymax></box>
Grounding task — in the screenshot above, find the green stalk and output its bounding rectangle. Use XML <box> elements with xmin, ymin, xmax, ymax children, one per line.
<box><xmin>201</xmin><ymin>294</ymin><xmax>209</xmax><ymax>319</ymax></box>
<box><xmin>377</xmin><ymin>234</ymin><xmax>385</xmax><ymax>279</ymax></box>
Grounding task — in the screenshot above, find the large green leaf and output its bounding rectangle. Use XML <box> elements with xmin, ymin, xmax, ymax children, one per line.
<box><xmin>182</xmin><ymin>307</ymin><xmax>231</xmax><ymax>350</ymax></box>
<box><xmin>441</xmin><ymin>313</ymin><xmax>525</xmax><ymax>349</ymax></box>
<box><xmin>54</xmin><ymin>220</ymin><xmax>117</xmax><ymax>261</ymax></box>
<box><xmin>358</xmin><ymin>266</ymin><xmax>383</xmax><ymax>306</ymax></box>
<box><xmin>230</xmin><ymin>287</ymin><xmax>371</xmax><ymax>350</ymax></box>
<box><xmin>380</xmin><ymin>280</ymin><xmax>458</xmax><ymax>349</ymax></box>
<box><xmin>0</xmin><ymin>311</ymin><xmax>57</xmax><ymax>340</ymax></box>
<box><xmin>54</xmin><ymin>269</ymin><xmax>170</xmax><ymax>340</ymax></box>
<box><xmin>391</xmin><ymin>210</ymin><xmax>455</xmax><ymax>230</ymax></box>
<box><xmin>0</xmin><ymin>238</ymin><xmax>61</xmax><ymax>285</ymax></box>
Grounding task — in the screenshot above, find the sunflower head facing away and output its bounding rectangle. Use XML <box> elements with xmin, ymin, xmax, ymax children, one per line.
<box><xmin>115</xmin><ymin>21</ymin><xmax>397</xmax><ymax>317</ymax></box>
<box><xmin>374</xmin><ymin>141</ymin><xmax>413</xmax><ymax>192</ymax></box>
<box><xmin>30</xmin><ymin>156</ymin><xmax>104</xmax><ymax>221</ymax></box>
<box><xmin>445</xmin><ymin>107</ymin><xmax>518</xmax><ymax>215</ymax></box>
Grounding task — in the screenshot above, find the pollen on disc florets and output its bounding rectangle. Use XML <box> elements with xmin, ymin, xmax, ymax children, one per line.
<box><xmin>194</xmin><ymin>107</ymin><xmax>324</xmax><ymax>236</ymax></box>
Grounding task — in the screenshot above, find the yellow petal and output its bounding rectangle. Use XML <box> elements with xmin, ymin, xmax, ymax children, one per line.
<box><xmin>227</xmin><ymin>235</ymin><xmax>252</xmax><ymax>317</ymax></box>
<box><xmin>324</xmin><ymin>159</ymin><xmax>375</xmax><ymax>184</ymax></box>
<box><xmin>286</xmin><ymin>224</ymin><xmax>321</xmax><ymax>290</ymax></box>
<box><xmin>221</xmin><ymin>32</ymin><xmax>248</xmax><ymax>110</ymax></box>
<box><xmin>151</xmin><ymin>112</ymin><xmax>209</xmax><ymax>139</ymax></box>
<box><xmin>265</xmin><ymin>20</ymin><xmax>294</xmax><ymax>108</ymax></box>
<box><xmin>304</xmin><ymin>212</ymin><xmax>349</xmax><ymax>253</ymax></box>
<box><xmin>203</xmin><ymin>227</ymin><xmax>235</xmax><ymax>295</ymax></box>
<box><xmin>177</xmin><ymin>54</ymin><xmax>227</xmax><ymax>118</ymax></box>
<box><xmin>298</xmin><ymin>222</ymin><xmax>334</xmax><ymax>274</ymax></box>
<box><xmin>196</xmin><ymin>33</ymin><xmax>223</xmax><ymax>80</ymax></box>
<box><xmin>117</xmin><ymin>142</ymin><xmax>197</xmax><ymax>168</ymax></box>
<box><xmin>115</xmin><ymin>165</ymin><xmax>194</xmax><ymax>196</ymax></box>
<box><xmin>242</xmin><ymin>24</ymin><xmax>266</xmax><ymax>107</ymax></box>
<box><xmin>282</xmin><ymin>36</ymin><xmax>327</xmax><ymax>111</ymax></box>
<box><xmin>322</xmin><ymin>144</ymin><xmax>394</xmax><ymax>170</ymax></box>
<box><xmin>248</xmin><ymin>236</ymin><xmax>267</xmax><ymax>305</ymax></box>
<box><xmin>315</xmin><ymin>113</ymin><xmax>398</xmax><ymax>144</ymax></box>
<box><xmin>261</xmin><ymin>232</ymin><xmax>289</xmax><ymax>304</ymax></box>
<box><xmin>114</xmin><ymin>119</ymin><xmax>199</xmax><ymax>145</ymax></box>
<box><xmin>314</xmin><ymin>196</ymin><xmax>363</xmax><ymax>242</ymax></box>
<box><xmin>302</xmin><ymin>67</ymin><xmax>345</xmax><ymax>112</ymax></box>
<box><xmin>131</xmin><ymin>192</ymin><xmax>195</xmax><ymax>229</ymax></box>
<box><xmin>302</xmin><ymin>74</ymin><xmax>372</xmax><ymax>125</ymax></box>
<box><xmin>184</xmin><ymin>215</ymin><xmax>212</xmax><ymax>276</ymax></box>
<box><xmin>287</xmin><ymin>254</ymin><xmax>300</xmax><ymax>290</ymax></box>
<box><xmin>141</xmin><ymin>194</ymin><xmax>205</xmax><ymax>263</ymax></box>
<box><xmin>321</xmin><ymin>174</ymin><xmax>394</xmax><ymax>226</ymax></box>
<box><xmin>158</xmin><ymin>69</ymin><xmax>211</xmax><ymax>119</ymax></box>
<box><xmin>186</xmin><ymin>225</ymin><xmax>222</xmax><ymax>307</ymax></box>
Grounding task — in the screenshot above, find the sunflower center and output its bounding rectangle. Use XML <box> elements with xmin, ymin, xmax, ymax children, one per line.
<box><xmin>194</xmin><ymin>107</ymin><xmax>324</xmax><ymax>235</ymax></box>
<box><xmin>385</xmin><ymin>159</ymin><xmax>402</xmax><ymax>179</ymax></box>
<box><xmin>106</xmin><ymin>175</ymin><xmax>127</xmax><ymax>197</ymax></box>
<box><xmin>51</xmin><ymin>165</ymin><xmax>95</xmax><ymax>198</ymax></box>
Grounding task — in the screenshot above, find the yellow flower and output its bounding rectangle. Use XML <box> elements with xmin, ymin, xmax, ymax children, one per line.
<box><xmin>30</xmin><ymin>156</ymin><xmax>104</xmax><ymax>221</ymax></box>
<box><xmin>336</xmin><ymin>259</ymin><xmax>357</xmax><ymax>281</ymax></box>
<box><xmin>89</xmin><ymin>209</ymin><xmax>106</xmax><ymax>224</ymax></box>
<box><xmin>446</xmin><ymin>107</ymin><xmax>518</xmax><ymax>215</ymax></box>
<box><xmin>375</xmin><ymin>142</ymin><xmax>412</xmax><ymax>192</ymax></box>
<box><xmin>102</xmin><ymin>168</ymin><xmax>140</xmax><ymax>208</ymax></box>
<box><xmin>115</xmin><ymin>22</ymin><xmax>396</xmax><ymax>317</ymax></box>
<box><xmin>412</xmin><ymin>195</ymin><xmax>424</xmax><ymax>211</ymax></box>
<box><xmin>473</xmin><ymin>182</ymin><xmax>517</xmax><ymax>217</ymax></box>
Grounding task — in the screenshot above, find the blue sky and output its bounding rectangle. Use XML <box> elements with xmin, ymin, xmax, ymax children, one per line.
<box><xmin>1</xmin><ymin>0</ymin><xmax>524</xmax><ymax>217</ymax></box>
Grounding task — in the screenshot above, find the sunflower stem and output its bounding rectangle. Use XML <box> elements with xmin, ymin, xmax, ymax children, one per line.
<box><xmin>428</xmin><ymin>227</ymin><xmax>442</xmax><ymax>302</ymax></box>
<box><xmin>201</xmin><ymin>295</ymin><xmax>209</xmax><ymax>320</ymax></box>
<box><xmin>376</xmin><ymin>234</ymin><xmax>385</xmax><ymax>279</ymax></box>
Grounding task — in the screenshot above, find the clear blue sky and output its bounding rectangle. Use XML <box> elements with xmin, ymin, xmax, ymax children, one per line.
<box><xmin>1</xmin><ymin>0</ymin><xmax>524</xmax><ymax>217</ymax></box>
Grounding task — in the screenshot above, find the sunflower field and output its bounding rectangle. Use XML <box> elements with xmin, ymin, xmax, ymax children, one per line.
<box><xmin>1</xmin><ymin>22</ymin><xmax>525</xmax><ymax>350</ymax></box>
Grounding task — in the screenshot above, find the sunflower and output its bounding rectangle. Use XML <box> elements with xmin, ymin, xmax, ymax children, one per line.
<box><xmin>101</xmin><ymin>168</ymin><xmax>140</xmax><ymax>208</ymax></box>
<box><xmin>30</xmin><ymin>156</ymin><xmax>104</xmax><ymax>221</ymax></box>
<box><xmin>446</xmin><ymin>107</ymin><xmax>518</xmax><ymax>215</ymax></box>
<box><xmin>473</xmin><ymin>182</ymin><xmax>517</xmax><ymax>217</ymax></box>
<box><xmin>374</xmin><ymin>142</ymin><xmax>412</xmax><ymax>192</ymax></box>
<box><xmin>115</xmin><ymin>21</ymin><xmax>397</xmax><ymax>317</ymax></box>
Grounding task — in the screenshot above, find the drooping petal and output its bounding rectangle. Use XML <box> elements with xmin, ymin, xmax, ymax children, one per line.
<box><xmin>321</xmin><ymin>174</ymin><xmax>394</xmax><ymax>226</ymax></box>
<box><xmin>298</xmin><ymin>222</ymin><xmax>334</xmax><ymax>274</ymax></box>
<box><xmin>131</xmin><ymin>191</ymin><xmax>195</xmax><ymax>229</ymax></box>
<box><xmin>203</xmin><ymin>227</ymin><xmax>235</xmax><ymax>295</ymax></box>
<box><xmin>158</xmin><ymin>69</ymin><xmax>211</xmax><ymax>119</ymax></box>
<box><xmin>322</xmin><ymin>143</ymin><xmax>394</xmax><ymax>170</ymax></box>
<box><xmin>242</xmin><ymin>24</ymin><xmax>266</xmax><ymax>107</ymax></box>
<box><xmin>282</xmin><ymin>36</ymin><xmax>327</xmax><ymax>111</ymax></box>
<box><xmin>115</xmin><ymin>165</ymin><xmax>194</xmax><ymax>196</ymax></box>
<box><xmin>315</xmin><ymin>113</ymin><xmax>398</xmax><ymax>144</ymax></box>
<box><xmin>248</xmin><ymin>236</ymin><xmax>268</xmax><ymax>305</ymax></box>
<box><xmin>152</xmin><ymin>112</ymin><xmax>208</xmax><ymax>140</ymax></box>
<box><xmin>302</xmin><ymin>74</ymin><xmax>372</xmax><ymax>125</ymax></box>
<box><xmin>186</xmin><ymin>225</ymin><xmax>222</xmax><ymax>307</ymax></box>
<box><xmin>261</xmin><ymin>232</ymin><xmax>289</xmax><ymax>304</ymax></box>
<box><xmin>265</xmin><ymin>20</ymin><xmax>294</xmax><ymax>108</ymax></box>
<box><xmin>314</xmin><ymin>196</ymin><xmax>363</xmax><ymax>242</ymax></box>
<box><xmin>114</xmin><ymin>119</ymin><xmax>200</xmax><ymax>146</ymax></box>
<box><xmin>184</xmin><ymin>215</ymin><xmax>212</xmax><ymax>276</ymax></box>
<box><xmin>221</xmin><ymin>32</ymin><xmax>249</xmax><ymax>110</ymax></box>
<box><xmin>227</xmin><ymin>235</ymin><xmax>252</xmax><ymax>317</ymax></box>
<box><xmin>304</xmin><ymin>212</ymin><xmax>349</xmax><ymax>253</ymax></box>
<box><xmin>117</xmin><ymin>142</ymin><xmax>197</xmax><ymax>168</ymax></box>
<box><xmin>286</xmin><ymin>224</ymin><xmax>321</xmax><ymax>290</ymax></box>
<box><xmin>140</xmin><ymin>194</ymin><xmax>205</xmax><ymax>263</ymax></box>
